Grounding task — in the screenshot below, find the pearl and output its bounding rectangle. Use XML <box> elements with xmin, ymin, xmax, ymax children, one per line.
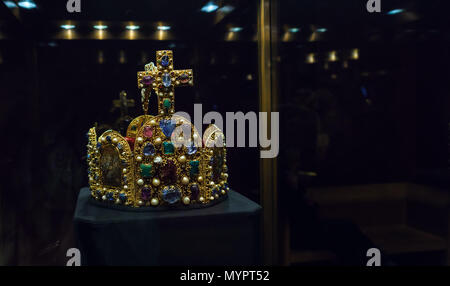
<box><xmin>150</xmin><ymin>120</ymin><xmax>157</xmax><ymax>126</ymax></box>
<box><xmin>137</xmin><ymin>137</ymin><xmax>143</xmax><ymax>144</ymax></box>
<box><xmin>112</xmin><ymin>138</ymin><xmax>118</xmax><ymax>144</ymax></box>
<box><xmin>210</xmin><ymin>181</ymin><xmax>215</xmax><ymax>186</ymax></box>
<box><xmin>151</xmin><ymin>198</ymin><xmax>159</xmax><ymax>206</ymax></box>
<box><xmin>199</xmin><ymin>196</ymin><xmax>205</xmax><ymax>202</ymax></box>
<box><xmin>152</xmin><ymin>178</ymin><xmax>160</xmax><ymax>186</ymax></box>
<box><xmin>182</xmin><ymin>177</ymin><xmax>189</xmax><ymax>185</ymax></box>
<box><xmin>226</xmin><ymin>187</ymin><xmax>230</xmax><ymax>191</ymax></box>
<box><xmin>123</xmin><ymin>168</ymin><xmax>127</xmax><ymax>173</ymax></box>
<box><xmin>178</xmin><ymin>155</ymin><xmax>186</xmax><ymax>163</ymax></box>
<box><xmin>154</xmin><ymin>156</ymin><xmax>162</xmax><ymax>164</ymax></box>
<box><xmin>138</xmin><ymin>200</ymin><xmax>144</xmax><ymax>206</ymax></box>
<box><xmin>221</xmin><ymin>189</ymin><xmax>226</xmax><ymax>195</ymax></box>
<box><xmin>210</xmin><ymin>196</ymin><xmax>215</xmax><ymax>201</ymax></box>
<box><xmin>136</xmin><ymin>156</ymin><xmax>142</xmax><ymax>162</ymax></box>
<box><xmin>183</xmin><ymin>197</ymin><xmax>190</xmax><ymax>205</ymax></box>
<box><xmin>115</xmin><ymin>199</ymin><xmax>120</xmax><ymax>204</ymax></box>
<box><xmin>89</xmin><ymin>177</ymin><xmax>93</xmax><ymax>182</ymax></box>
<box><xmin>198</xmin><ymin>176</ymin><xmax>203</xmax><ymax>182</ymax></box>
<box><xmin>101</xmin><ymin>137</ymin><xmax>106</xmax><ymax>143</ymax></box>
<box><xmin>137</xmin><ymin>179</ymin><xmax>144</xmax><ymax>186</ymax></box>
<box><xmin>123</xmin><ymin>185</ymin><xmax>128</xmax><ymax>190</ymax></box>
<box><xmin>223</xmin><ymin>173</ymin><xmax>229</xmax><ymax>178</ymax></box>
<box><xmin>102</xmin><ymin>195</ymin><xmax>107</xmax><ymax>201</ymax></box>
<box><xmin>154</xmin><ymin>137</ymin><xmax>162</xmax><ymax>145</ymax></box>
<box><xmin>215</xmin><ymin>194</ymin><xmax>219</xmax><ymax>199</ymax></box>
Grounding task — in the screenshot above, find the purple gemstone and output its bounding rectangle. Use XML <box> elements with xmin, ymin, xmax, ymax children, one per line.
<box><xmin>190</xmin><ymin>184</ymin><xmax>200</xmax><ymax>200</ymax></box>
<box><xmin>141</xmin><ymin>76</ymin><xmax>154</xmax><ymax>86</ymax></box>
<box><xmin>141</xmin><ymin>187</ymin><xmax>151</xmax><ymax>201</ymax></box>
<box><xmin>161</xmin><ymin>160</ymin><xmax>177</xmax><ymax>183</ymax></box>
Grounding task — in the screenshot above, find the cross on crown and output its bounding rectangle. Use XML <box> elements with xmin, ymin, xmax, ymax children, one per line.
<box><xmin>137</xmin><ymin>50</ymin><xmax>193</xmax><ymax>115</ymax></box>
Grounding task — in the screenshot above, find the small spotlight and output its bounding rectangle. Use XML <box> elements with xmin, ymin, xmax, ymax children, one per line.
<box><xmin>3</xmin><ymin>1</ymin><xmax>17</xmax><ymax>8</ymax></box>
<box><xmin>201</xmin><ymin>2</ymin><xmax>219</xmax><ymax>13</ymax></box>
<box><xmin>126</xmin><ymin>25</ymin><xmax>140</xmax><ymax>30</ymax></box>
<box><xmin>229</xmin><ymin>27</ymin><xmax>243</xmax><ymax>32</ymax></box>
<box><xmin>387</xmin><ymin>9</ymin><xmax>404</xmax><ymax>15</ymax></box>
<box><xmin>316</xmin><ymin>28</ymin><xmax>327</xmax><ymax>33</ymax></box>
<box><xmin>289</xmin><ymin>28</ymin><xmax>300</xmax><ymax>33</ymax></box>
<box><xmin>17</xmin><ymin>0</ymin><xmax>37</xmax><ymax>9</ymax></box>
<box><xmin>93</xmin><ymin>25</ymin><xmax>108</xmax><ymax>30</ymax></box>
<box><xmin>61</xmin><ymin>24</ymin><xmax>76</xmax><ymax>30</ymax></box>
<box><xmin>157</xmin><ymin>25</ymin><xmax>171</xmax><ymax>31</ymax></box>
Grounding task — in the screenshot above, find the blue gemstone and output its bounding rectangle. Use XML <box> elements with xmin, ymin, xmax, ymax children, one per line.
<box><xmin>162</xmin><ymin>186</ymin><xmax>181</xmax><ymax>205</ymax></box>
<box><xmin>143</xmin><ymin>143</ymin><xmax>155</xmax><ymax>156</ymax></box>
<box><xmin>87</xmin><ymin>154</ymin><xmax>91</xmax><ymax>159</ymax></box>
<box><xmin>106</xmin><ymin>192</ymin><xmax>114</xmax><ymax>202</ymax></box>
<box><xmin>106</xmin><ymin>136</ymin><xmax>111</xmax><ymax>142</ymax></box>
<box><xmin>162</xmin><ymin>73</ymin><xmax>171</xmax><ymax>87</ymax></box>
<box><xmin>161</xmin><ymin>55</ymin><xmax>169</xmax><ymax>67</ymax></box>
<box><xmin>119</xmin><ymin>193</ymin><xmax>127</xmax><ymax>203</ymax></box>
<box><xmin>187</xmin><ymin>142</ymin><xmax>197</xmax><ymax>155</ymax></box>
<box><xmin>96</xmin><ymin>190</ymin><xmax>102</xmax><ymax>198</ymax></box>
<box><xmin>117</xmin><ymin>143</ymin><xmax>123</xmax><ymax>150</ymax></box>
<box><xmin>159</xmin><ymin>119</ymin><xmax>176</xmax><ymax>138</ymax></box>
<box><xmin>97</xmin><ymin>142</ymin><xmax>102</xmax><ymax>149</ymax></box>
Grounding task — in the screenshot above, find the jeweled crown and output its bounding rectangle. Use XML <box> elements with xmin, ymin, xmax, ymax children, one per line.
<box><xmin>86</xmin><ymin>50</ymin><xmax>229</xmax><ymax>208</ymax></box>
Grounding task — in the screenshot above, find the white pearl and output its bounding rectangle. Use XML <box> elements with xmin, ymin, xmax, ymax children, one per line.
<box><xmin>182</xmin><ymin>177</ymin><xmax>189</xmax><ymax>185</ymax></box>
<box><xmin>137</xmin><ymin>137</ymin><xmax>143</xmax><ymax>144</ymax></box>
<box><xmin>123</xmin><ymin>168</ymin><xmax>127</xmax><ymax>173</ymax></box>
<box><xmin>137</xmin><ymin>179</ymin><xmax>144</xmax><ymax>185</ymax></box>
<box><xmin>124</xmin><ymin>185</ymin><xmax>128</xmax><ymax>190</ymax></box>
<box><xmin>199</xmin><ymin>197</ymin><xmax>205</xmax><ymax>202</ymax></box>
<box><xmin>183</xmin><ymin>197</ymin><xmax>190</xmax><ymax>205</ymax></box>
<box><xmin>210</xmin><ymin>196</ymin><xmax>215</xmax><ymax>201</ymax></box>
<box><xmin>178</xmin><ymin>155</ymin><xmax>186</xmax><ymax>163</ymax></box>
<box><xmin>151</xmin><ymin>198</ymin><xmax>159</xmax><ymax>206</ymax></box>
<box><xmin>150</xmin><ymin>120</ymin><xmax>157</xmax><ymax>126</ymax></box>
<box><xmin>154</xmin><ymin>156</ymin><xmax>162</xmax><ymax>164</ymax></box>
<box><xmin>215</xmin><ymin>194</ymin><xmax>219</xmax><ymax>199</ymax></box>
<box><xmin>112</xmin><ymin>138</ymin><xmax>118</xmax><ymax>144</ymax></box>
<box><xmin>152</xmin><ymin>178</ymin><xmax>160</xmax><ymax>186</ymax></box>
<box><xmin>138</xmin><ymin>200</ymin><xmax>144</xmax><ymax>206</ymax></box>
<box><xmin>221</xmin><ymin>190</ymin><xmax>226</xmax><ymax>195</ymax></box>
<box><xmin>155</xmin><ymin>138</ymin><xmax>162</xmax><ymax>145</ymax></box>
<box><xmin>115</xmin><ymin>199</ymin><xmax>120</xmax><ymax>204</ymax></box>
<box><xmin>136</xmin><ymin>156</ymin><xmax>142</xmax><ymax>162</ymax></box>
<box><xmin>210</xmin><ymin>181</ymin><xmax>215</xmax><ymax>186</ymax></box>
<box><xmin>102</xmin><ymin>195</ymin><xmax>107</xmax><ymax>201</ymax></box>
<box><xmin>198</xmin><ymin>176</ymin><xmax>203</xmax><ymax>182</ymax></box>
<box><xmin>101</xmin><ymin>137</ymin><xmax>106</xmax><ymax>143</ymax></box>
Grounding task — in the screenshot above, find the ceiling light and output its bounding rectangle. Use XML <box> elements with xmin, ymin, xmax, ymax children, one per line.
<box><xmin>229</xmin><ymin>27</ymin><xmax>243</xmax><ymax>32</ymax></box>
<box><xmin>316</xmin><ymin>28</ymin><xmax>327</xmax><ymax>33</ymax></box>
<box><xmin>157</xmin><ymin>25</ymin><xmax>171</xmax><ymax>31</ymax></box>
<box><xmin>218</xmin><ymin>5</ymin><xmax>234</xmax><ymax>13</ymax></box>
<box><xmin>387</xmin><ymin>9</ymin><xmax>404</xmax><ymax>15</ymax></box>
<box><xmin>201</xmin><ymin>2</ymin><xmax>219</xmax><ymax>13</ymax></box>
<box><xmin>126</xmin><ymin>25</ymin><xmax>140</xmax><ymax>30</ymax></box>
<box><xmin>17</xmin><ymin>0</ymin><xmax>36</xmax><ymax>9</ymax></box>
<box><xmin>93</xmin><ymin>25</ymin><xmax>108</xmax><ymax>30</ymax></box>
<box><xmin>289</xmin><ymin>28</ymin><xmax>300</xmax><ymax>33</ymax></box>
<box><xmin>3</xmin><ymin>1</ymin><xmax>17</xmax><ymax>8</ymax></box>
<box><xmin>60</xmin><ymin>24</ymin><xmax>76</xmax><ymax>30</ymax></box>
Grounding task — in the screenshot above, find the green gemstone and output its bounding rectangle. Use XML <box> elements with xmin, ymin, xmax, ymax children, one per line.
<box><xmin>163</xmin><ymin>142</ymin><xmax>174</xmax><ymax>154</ymax></box>
<box><xmin>163</xmin><ymin>99</ymin><xmax>171</xmax><ymax>109</ymax></box>
<box><xmin>140</xmin><ymin>164</ymin><xmax>152</xmax><ymax>178</ymax></box>
<box><xmin>131</xmin><ymin>125</ymin><xmax>137</xmax><ymax>131</ymax></box>
<box><xmin>189</xmin><ymin>160</ymin><xmax>199</xmax><ymax>176</ymax></box>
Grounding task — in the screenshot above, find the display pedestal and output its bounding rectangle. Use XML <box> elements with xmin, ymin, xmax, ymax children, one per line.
<box><xmin>73</xmin><ymin>187</ymin><xmax>261</xmax><ymax>266</ymax></box>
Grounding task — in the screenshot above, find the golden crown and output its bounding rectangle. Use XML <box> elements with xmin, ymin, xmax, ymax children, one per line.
<box><xmin>86</xmin><ymin>50</ymin><xmax>229</xmax><ymax>208</ymax></box>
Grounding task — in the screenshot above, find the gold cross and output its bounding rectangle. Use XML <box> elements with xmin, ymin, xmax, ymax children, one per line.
<box><xmin>111</xmin><ymin>90</ymin><xmax>135</xmax><ymax>117</ymax></box>
<box><xmin>137</xmin><ymin>50</ymin><xmax>193</xmax><ymax>115</ymax></box>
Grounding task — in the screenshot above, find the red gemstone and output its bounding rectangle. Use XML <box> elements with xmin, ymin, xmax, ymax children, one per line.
<box><xmin>161</xmin><ymin>160</ymin><xmax>177</xmax><ymax>183</ymax></box>
<box><xmin>143</xmin><ymin>126</ymin><xmax>153</xmax><ymax>138</ymax></box>
<box><xmin>125</xmin><ymin>137</ymin><xmax>135</xmax><ymax>150</ymax></box>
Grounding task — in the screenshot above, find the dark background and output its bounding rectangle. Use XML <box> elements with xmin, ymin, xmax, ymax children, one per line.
<box><xmin>1</xmin><ymin>0</ymin><xmax>450</xmax><ymax>265</ymax></box>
